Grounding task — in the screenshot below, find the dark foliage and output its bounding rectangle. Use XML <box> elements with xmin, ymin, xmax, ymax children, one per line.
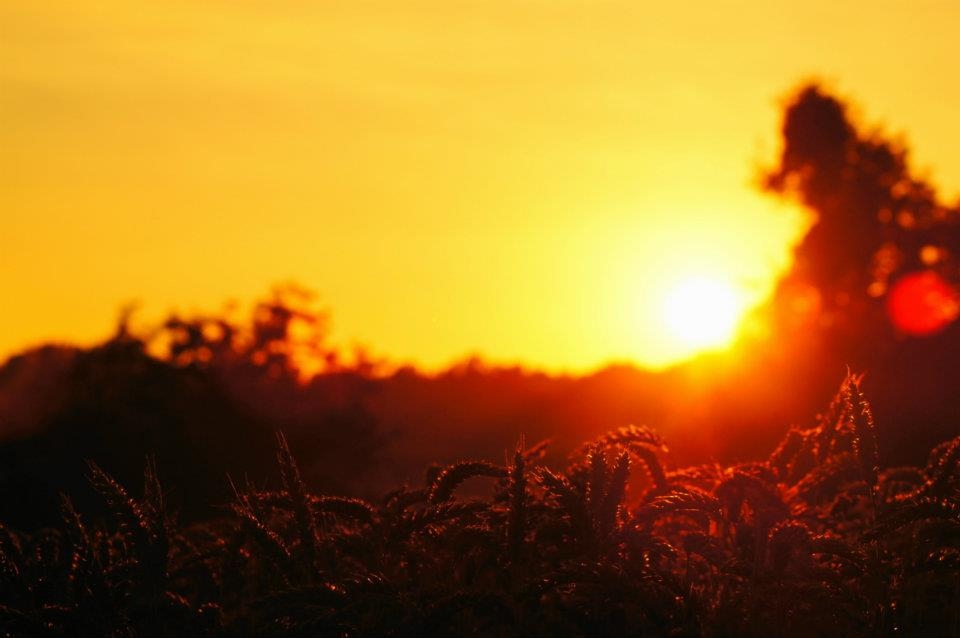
<box><xmin>3</xmin><ymin>374</ymin><xmax>959</xmax><ymax>637</ymax></box>
<box><xmin>4</xmin><ymin>83</ymin><xmax>960</xmax><ymax>636</ymax></box>
<box><xmin>765</xmin><ymin>82</ymin><xmax>960</xmax><ymax>353</ymax></box>
<box><xmin>0</xmin><ymin>289</ymin><xmax>386</xmax><ymax>528</ymax></box>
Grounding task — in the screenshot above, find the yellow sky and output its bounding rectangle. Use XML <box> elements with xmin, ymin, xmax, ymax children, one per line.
<box><xmin>3</xmin><ymin>1</ymin><xmax>959</xmax><ymax>372</ymax></box>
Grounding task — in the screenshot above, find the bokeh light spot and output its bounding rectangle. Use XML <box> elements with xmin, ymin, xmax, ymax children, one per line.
<box><xmin>887</xmin><ymin>270</ymin><xmax>959</xmax><ymax>336</ymax></box>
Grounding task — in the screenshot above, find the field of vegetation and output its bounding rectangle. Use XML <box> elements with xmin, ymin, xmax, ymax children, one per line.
<box><xmin>5</xmin><ymin>84</ymin><xmax>960</xmax><ymax>637</ymax></box>
<box><xmin>2</xmin><ymin>372</ymin><xmax>958</xmax><ymax>637</ymax></box>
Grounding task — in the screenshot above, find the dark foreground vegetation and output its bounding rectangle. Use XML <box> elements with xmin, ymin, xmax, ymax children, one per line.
<box><xmin>2</xmin><ymin>373</ymin><xmax>959</xmax><ymax>637</ymax></box>
<box><xmin>3</xmin><ymin>84</ymin><xmax>960</xmax><ymax>636</ymax></box>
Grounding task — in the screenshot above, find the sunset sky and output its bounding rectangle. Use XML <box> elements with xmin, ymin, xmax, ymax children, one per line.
<box><xmin>3</xmin><ymin>1</ymin><xmax>959</xmax><ymax>372</ymax></box>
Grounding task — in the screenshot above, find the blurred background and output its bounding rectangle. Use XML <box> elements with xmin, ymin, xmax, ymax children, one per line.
<box><xmin>3</xmin><ymin>1</ymin><xmax>960</xmax><ymax>528</ymax></box>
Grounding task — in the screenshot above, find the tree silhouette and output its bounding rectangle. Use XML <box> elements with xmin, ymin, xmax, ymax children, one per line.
<box><xmin>765</xmin><ymin>83</ymin><xmax>960</xmax><ymax>343</ymax></box>
<box><xmin>751</xmin><ymin>84</ymin><xmax>960</xmax><ymax>463</ymax></box>
<box><xmin>0</xmin><ymin>287</ymin><xmax>389</xmax><ymax>528</ymax></box>
<box><xmin>160</xmin><ymin>283</ymin><xmax>331</xmax><ymax>380</ymax></box>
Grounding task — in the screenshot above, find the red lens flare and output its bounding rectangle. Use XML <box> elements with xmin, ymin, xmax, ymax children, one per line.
<box><xmin>886</xmin><ymin>271</ymin><xmax>959</xmax><ymax>336</ymax></box>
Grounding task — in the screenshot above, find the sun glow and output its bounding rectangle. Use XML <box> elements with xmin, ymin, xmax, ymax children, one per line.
<box><xmin>662</xmin><ymin>276</ymin><xmax>746</xmax><ymax>353</ymax></box>
<box><xmin>0</xmin><ymin>1</ymin><xmax>835</xmax><ymax>372</ymax></box>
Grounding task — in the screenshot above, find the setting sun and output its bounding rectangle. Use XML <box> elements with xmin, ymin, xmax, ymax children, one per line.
<box><xmin>3</xmin><ymin>0</ymin><xmax>959</xmax><ymax>373</ymax></box>
<box><xmin>6</xmin><ymin>3</ymin><xmax>960</xmax><ymax>635</ymax></box>
<box><xmin>662</xmin><ymin>277</ymin><xmax>745</xmax><ymax>352</ymax></box>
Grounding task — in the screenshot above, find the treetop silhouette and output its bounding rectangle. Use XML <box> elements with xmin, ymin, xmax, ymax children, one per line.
<box><xmin>765</xmin><ymin>83</ymin><xmax>960</xmax><ymax>340</ymax></box>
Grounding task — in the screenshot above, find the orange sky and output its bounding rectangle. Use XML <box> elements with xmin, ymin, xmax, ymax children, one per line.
<box><xmin>3</xmin><ymin>1</ymin><xmax>959</xmax><ymax>372</ymax></box>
